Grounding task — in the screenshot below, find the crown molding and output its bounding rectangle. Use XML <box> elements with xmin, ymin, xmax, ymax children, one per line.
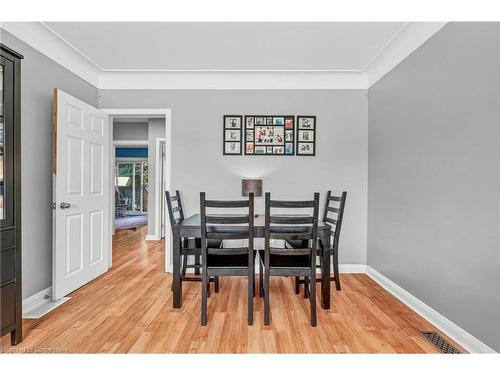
<box><xmin>2</xmin><ymin>22</ymin><xmax>447</xmax><ymax>90</ymax></box>
<box><xmin>98</xmin><ymin>70</ymin><xmax>367</xmax><ymax>90</ymax></box>
<box><xmin>365</xmin><ymin>22</ymin><xmax>447</xmax><ymax>88</ymax></box>
<box><xmin>1</xmin><ymin>21</ymin><xmax>101</xmax><ymax>87</ymax></box>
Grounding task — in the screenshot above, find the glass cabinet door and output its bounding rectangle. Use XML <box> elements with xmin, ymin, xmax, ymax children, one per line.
<box><xmin>0</xmin><ymin>63</ymin><xmax>4</xmax><ymax>220</ymax></box>
<box><xmin>0</xmin><ymin>55</ymin><xmax>15</xmax><ymax>227</ymax></box>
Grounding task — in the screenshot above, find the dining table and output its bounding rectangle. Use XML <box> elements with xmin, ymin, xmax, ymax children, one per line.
<box><xmin>171</xmin><ymin>213</ymin><xmax>332</xmax><ymax>310</ymax></box>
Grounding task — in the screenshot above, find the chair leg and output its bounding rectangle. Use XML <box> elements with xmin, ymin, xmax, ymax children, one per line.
<box><xmin>207</xmin><ymin>278</ymin><xmax>211</xmax><ymax>298</ymax></box>
<box><xmin>214</xmin><ymin>276</ymin><xmax>220</xmax><ymax>293</ymax></box>
<box><xmin>264</xmin><ymin>268</ymin><xmax>270</xmax><ymax>325</ymax></box>
<box><xmin>259</xmin><ymin>259</ymin><xmax>264</xmax><ymax>297</ymax></box>
<box><xmin>310</xmin><ymin>270</ymin><xmax>317</xmax><ymax>327</ymax></box>
<box><xmin>251</xmin><ymin>268</ymin><xmax>255</xmax><ymax>297</ymax></box>
<box><xmin>304</xmin><ymin>277</ymin><xmax>310</xmax><ymax>298</ymax></box>
<box><xmin>201</xmin><ymin>271</ymin><xmax>208</xmax><ymax>326</ymax></box>
<box><xmin>333</xmin><ymin>251</ymin><xmax>341</xmax><ymax>291</ymax></box>
<box><xmin>295</xmin><ymin>277</ymin><xmax>300</xmax><ymax>294</ymax></box>
<box><xmin>181</xmin><ymin>255</ymin><xmax>187</xmax><ymax>277</ymax></box>
<box><xmin>248</xmin><ymin>267</ymin><xmax>254</xmax><ymax>325</ymax></box>
<box><xmin>194</xmin><ymin>254</ymin><xmax>201</xmax><ymax>275</ymax></box>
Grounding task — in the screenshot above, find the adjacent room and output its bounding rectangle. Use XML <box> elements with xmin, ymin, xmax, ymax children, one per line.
<box><xmin>0</xmin><ymin>20</ymin><xmax>499</xmax><ymax>357</ymax></box>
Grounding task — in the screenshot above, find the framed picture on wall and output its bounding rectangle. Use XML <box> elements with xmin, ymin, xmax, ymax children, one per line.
<box><xmin>244</xmin><ymin>115</ymin><xmax>295</xmax><ymax>156</ymax></box>
<box><xmin>223</xmin><ymin>115</ymin><xmax>243</xmax><ymax>155</ymax></box>
<box><xmin>296</xmin><ymin>116</ymin><xmax>316</xmax><ymax>156</ymax></box>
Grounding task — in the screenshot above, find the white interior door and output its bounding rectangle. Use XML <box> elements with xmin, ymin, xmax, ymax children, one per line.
<box><xmin>52</xmin><ymin>89</ymin><xmax>110</xmax><ymax>301</ymax></box>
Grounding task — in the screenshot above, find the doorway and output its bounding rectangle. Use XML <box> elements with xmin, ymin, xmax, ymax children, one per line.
<box><xmin>102</xmin><ymin>109</ymin><xmax>172</xmax><ymax>272</ymax></box>
<box><xmin>115</xmin><ymin>158</ymin><xmax>149</xmax><ymax>230</ymax></box>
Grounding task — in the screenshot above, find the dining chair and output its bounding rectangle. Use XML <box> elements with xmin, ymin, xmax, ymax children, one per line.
<box><xmin>200</xmin><ymin>192</ymin><xmax>255</xmax><ymax>326</ymax></box>
<box><xmin>260</xmin><ymin>192</ymin><xmax>320</xmax><ymax>327</ymax></box>
<box><xmin>295</xmin><ymin>190</ymin><xmax>347</xmax><ymax>295</ymax></box>
<box><xmin>322</xmin><ymin>190</ymin><xmax>347</xmax><ymax>290</ymax></box>
<box><xmin>166</xmin><ymin>190</ymin><xmax>220</xmax><ymax>293</ymax></box>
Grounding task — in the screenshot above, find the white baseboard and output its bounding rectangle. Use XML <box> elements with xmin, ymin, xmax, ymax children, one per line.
<box><xmin>145</xmin><ymin>234</ymin><xmax>161</xmax><ymax>241</ymax></box>
<box><xmin>365</xmin><ymin>266</ymin><xmax>496</xmax><ymax>354</ymax></box>
<box><xmin>22</xmin><ymin>286</ymin><xmax>52</xmax><ymax>315</ymax></box>
<box><xmin>339</xmin><ymin>264</ymin><xmax>367</xmax><ymax>273</ymax></box>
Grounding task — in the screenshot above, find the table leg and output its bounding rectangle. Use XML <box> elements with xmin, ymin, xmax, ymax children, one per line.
<box><xmin>173</xmin><ymin>229</ymin><xmax>182</xmax><ymax>308</ymax></box>
<box><xmin>320</xmin><ymin>231</ymin><xmax>331</xmax><ymax>309</ymax></box>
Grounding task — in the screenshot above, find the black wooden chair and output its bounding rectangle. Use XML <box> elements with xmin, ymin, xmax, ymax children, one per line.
<box><xmin>166</xmin><ymin>190</ymin><xmax>220</xmax><ymax>293</ymax></box>
<box><xmin>295</xmin><ymin>190</ymin><xmax>347</xmax><ymax>294</ymax></box>
<box><xmin>200</xmin><ymin>192</ymin><xmax>255</xmax><ymax>326</ymax></box>
<box><xmin>260</xmin><ymin>192</ymin><xmax>320</xmax><ymax>327</ymax></box>
<box><xmin>322</xmin><ymin>190</ymin><xmax>347</xmax><ymax>290</ymax></box>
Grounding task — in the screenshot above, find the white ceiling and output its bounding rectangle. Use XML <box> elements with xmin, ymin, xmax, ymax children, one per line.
<box><xmin>1</xmin><ymin>22</ymin><xmax>446</xmax><ymax>88</ymax></box>
<box><xmin>43</xmin><ymin>22</ymin><xmax>405</xmax><ymax>71</ymax></box>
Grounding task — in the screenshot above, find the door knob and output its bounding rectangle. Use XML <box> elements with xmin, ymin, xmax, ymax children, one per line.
<box><xmin>60</xmin><ymin>202</ymin><xmax>71</xmax><ymax>209</ymax></box>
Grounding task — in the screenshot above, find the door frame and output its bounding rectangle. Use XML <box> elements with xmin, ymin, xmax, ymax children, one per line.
<box><xmin>101</xmin><ymin>108</ymin><xmax>172</xmax><ymax>272</ymax></box>
<box><xmin>155</xmin><ymin>137</ymin><xmax>167</xmax><ymax>241</ymax></box>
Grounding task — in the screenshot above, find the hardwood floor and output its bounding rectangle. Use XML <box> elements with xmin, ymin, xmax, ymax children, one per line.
<box><xmin>1</xmin><ymin>227</ymin><xmax>462</xmax><ymax>353</ymax></box>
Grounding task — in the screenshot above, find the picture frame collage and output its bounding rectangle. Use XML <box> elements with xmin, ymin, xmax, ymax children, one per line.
<box><xmin>245</xmin><ymin>115</ymin><xmax>295</xmax><ymax>155</ymax></box>
<box><xmin>223</xmin><ymin>115</ymin><xmax>316</xmax><ymax>156</ymax></box>
<box><xmin>296</xmin><ymin>116</ymin><xmax>316</xmax><ymax>156</ymax></box>
<box><xmin>223</xmin><ymin>115</ymin><xmax>243</xmax><ymax>155</ymax></box>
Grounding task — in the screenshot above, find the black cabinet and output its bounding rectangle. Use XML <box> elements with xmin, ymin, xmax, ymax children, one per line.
<box><xmin>1</xmin><ymin>44</ymin><xmax>23</xmax><ymax>345</ymax></box>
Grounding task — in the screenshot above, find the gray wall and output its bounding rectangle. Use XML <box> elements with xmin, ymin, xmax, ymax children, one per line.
<box><xmin>0</xmin><ymin>29</ymin><xmax>99</xmax><ymax>298</ymax></box>
<box><xmin>113</xmin><ymin>121</ymin><xmax>148</xmax><ymax>141</ymax></box>
<box><xmin>99</xmin><ymin>90</ymin><xmax>368</xmax><ymax>264</ymax></box>
<box><xmin>147</xmin><ymin>118</ymin><xmax>166</xmax><ymax>237</ymax></box>
<box><xmin>368</xmin><ymin>23</ymin><xmax>500</xmax><ymax>351</ymax></box>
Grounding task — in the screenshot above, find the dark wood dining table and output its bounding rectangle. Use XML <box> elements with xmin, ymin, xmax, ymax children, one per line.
<box><xmin>171</xmin><ymin>213</ymin><xmax>332</xmax><ymax>310</ymax></box>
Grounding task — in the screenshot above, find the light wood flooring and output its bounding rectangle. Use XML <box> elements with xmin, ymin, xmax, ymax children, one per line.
<box><xmin>1</xmin><ymin>226</ymin><xmax>462</xmax><ymax>353</ymax></box>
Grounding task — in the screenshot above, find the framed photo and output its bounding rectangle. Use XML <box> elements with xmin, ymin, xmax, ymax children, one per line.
<box><xmin>225</xmin><ymin>129</ymin><xmax>241</xmax><ymax>141</ymax></box>
<box><xmin>298</xmin><ymin>116</ymin><xmax>315</xmax><ymax>130</ymax></box>
<box><xmin>223</xmin><ymin>115</ymin><xmax>243</xmax><ymax>155</ymax></box>
<box><xmin>298</xmin><ymin>130</ymin><xmax>314</xmax><ymax>142</ymax></box>
<box><xmin>246</xmin><ymin>142</ymin><xmax>254</xmax><ymax>154</ymax></box>
<box><xmin>255</xmin><ymin>126</ymin><xmax>285</xmax><ymax>145</ymax></box>
<box><xmin>225</xmin><ymin>142</ymin><xmax>241</xmax><ymax>154</ymax></box>
<box><xmin>225</xmin><ymin>116</ymin><xmax>242</xmax><ymax>129</ymax></box>
<box><xmin>296</xmin><ymin>116</ymin><xmax>316</xmax><ymax>156</ymax></box>
<box><xmin>244</xmin><ymin>115</ymin><xmax>295</xmax><ymax>156</ymax></box>
<box><xmin>255</xmin><ymin>117</ymin><xmax>265</xmax><ymax>125</ymax></box>
<box><xmin>255</xmin><ymin>146</ymin><xmax>266</xmax><ymax>154</ymax></box>
<box><xmin>246</xmin><ymin>130</ymin><xmax>254</xmax><ymax>142</ymax></box>
<box><xmin>273</xmin><ymin>117</ymin><xmax>284</xmax><ymax>125</ymax></box>
<box><xmin>298</xmin><ymin>142</ymin><xmax>314</xmax><ymax>155</ymax></box>
<box><xmin>246</xmin><ymin>116</ymin><xmax>254</xmax><ymax>128</ymax></box>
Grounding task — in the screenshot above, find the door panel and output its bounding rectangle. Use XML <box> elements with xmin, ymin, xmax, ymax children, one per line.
<box><xmin>66</xmin><ymin>136</ymin><xmax>84</xmax><ymax>195</ymax></box>
<box><xmin>90</xmin><ymin>142</ymin><xmax>103</xmax><ymax>195</ymax></box>
<box><xmin>53</xmin><ymin>89</ymin><xmax>110</xmax><ymax>300</ymax></box>
<box><xmin>89</xmin><ymin>210</ymin><xmax>103</xmax><ymax>264</ymax></box>
<box><xmin>65</xmin><ymin>213</ymin><xmax>83</xmax><ymax>276</ymax></box>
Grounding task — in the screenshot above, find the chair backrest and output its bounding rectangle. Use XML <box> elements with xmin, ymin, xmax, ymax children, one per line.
<box><xmin>165</xmin><ymin>190</ymin><xmax>185</xmax><ymax>229</ymax></box>
<box><xmin>200</xmin><ymin>192</ymin><xmax>254</xmax><ymax>259</ymax></box>
<box><xmin>264</xmin><ymin>192</ymin><xmax>320</xmax><ymax>258</ymax></box>
<box><xmin>322</xmin><ymin>190</ymin><xmax>347</xmax><ymax>250</ymax></box>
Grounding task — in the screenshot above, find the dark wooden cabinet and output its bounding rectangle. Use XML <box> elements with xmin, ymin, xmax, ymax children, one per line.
<box><xmin>1</xmin><ymin>44</ymin><xmax>23</xmax><ymax>345</ymax></box>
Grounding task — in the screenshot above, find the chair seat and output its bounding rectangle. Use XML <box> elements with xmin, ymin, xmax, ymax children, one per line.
<box><xmin>258</xmin><ymin>250</ymin><xmax>310</xmax><ymax>268</ymax></box>
<box><xmin>181</xmin><ymin>238</ymin><xmax>222</xmax><ymax>255</ymax></box>
<box><xmin>208</xmin><ymin>251</ymin><xmax>257</xmax><ymax>268</ymax></box>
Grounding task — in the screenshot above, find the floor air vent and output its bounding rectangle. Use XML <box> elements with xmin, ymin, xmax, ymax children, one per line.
<box><xmin>420</xmin><ymin>331</ymin><xmax>462</xmax><ymax>354</ymax></box>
